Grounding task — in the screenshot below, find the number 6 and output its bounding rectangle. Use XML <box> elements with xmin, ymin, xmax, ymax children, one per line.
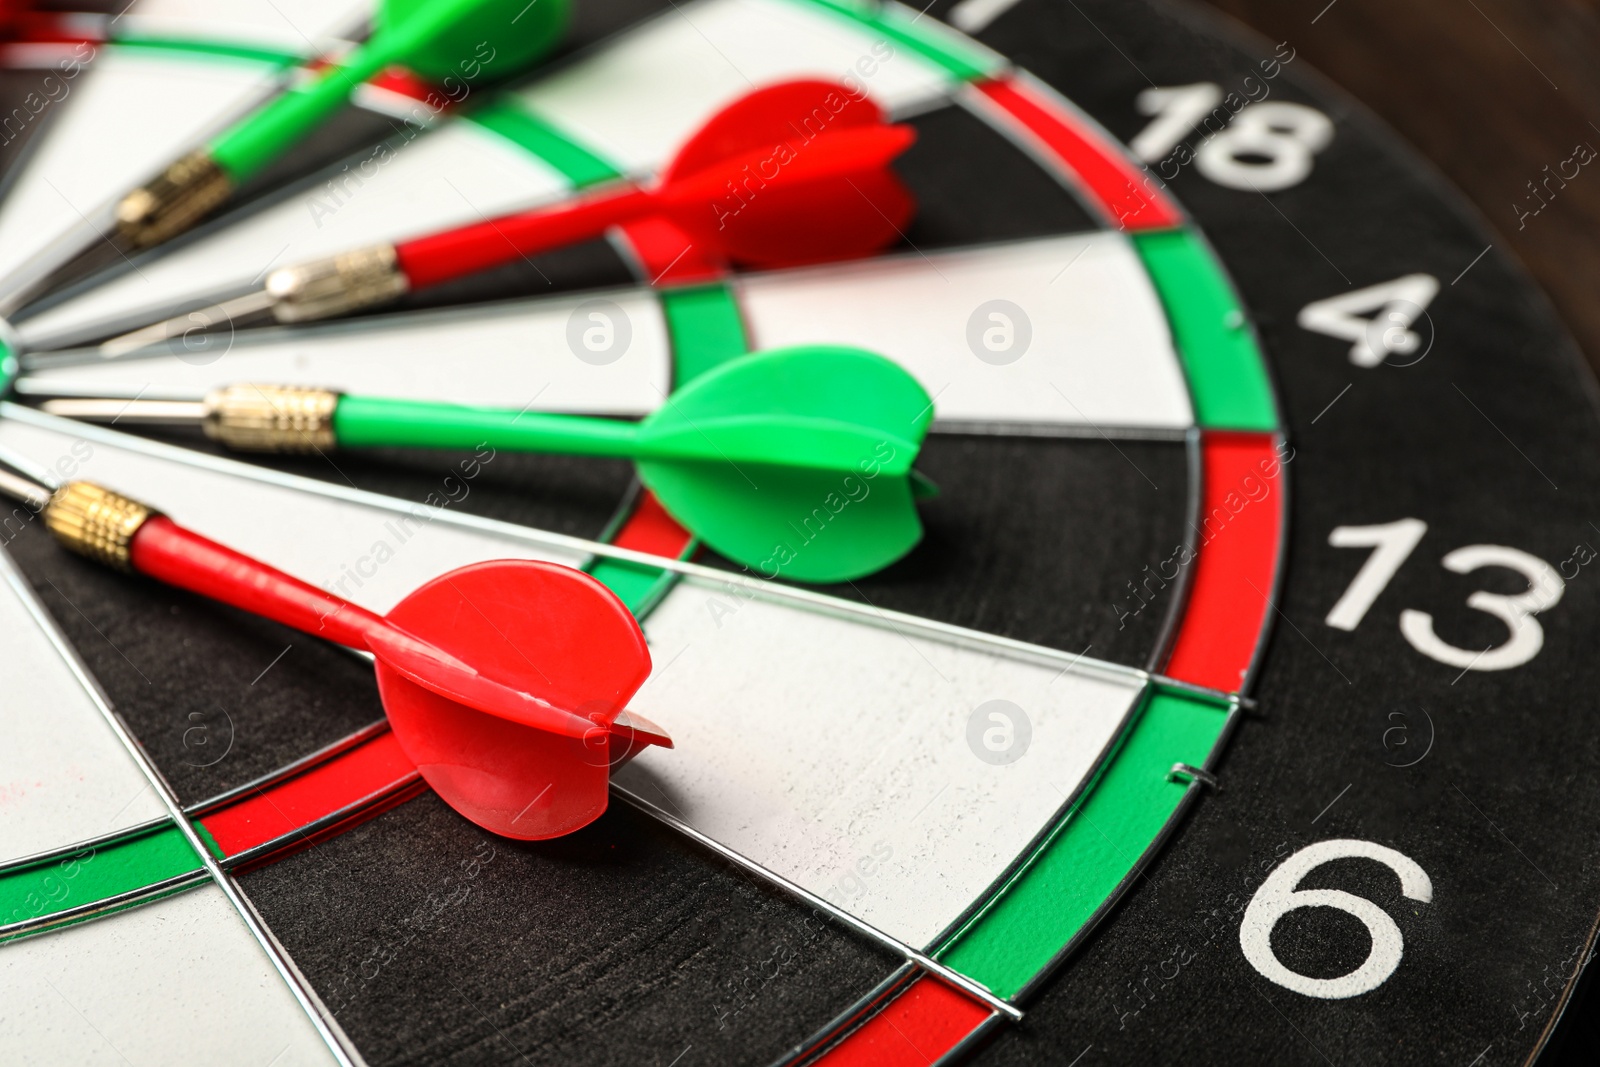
<box><xmin>1240</xmin><ymin>839</ymin><xmax>1432</xmax><ymax>999</ymax></box>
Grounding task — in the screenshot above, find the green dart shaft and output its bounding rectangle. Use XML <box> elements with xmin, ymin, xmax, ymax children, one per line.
<box><xmin>333</xmin><ymin>394</ymin><xmax>921</xmax><ymax>474</ymax></box>
<box><xmin>39</xmin><ymin>347</ymin><xmax>936</xmax><ymax>584</ymax></box>
<box><xmin>116</xmin><ymin>0</ymin><xmax>569</xmax><ymax>247</ymax></box>
<box><xmin>213</xmin><ymin>0</ymin><xmax>516</xmax><ymax>180</ymax></box>
<box><xmin>334</xmin><ymin>394</ymin><xmax>643</xmax><ymax>457</ymax></box>
<box><xmin>211</xmin><ymin>68</ymin><xmax>373</xmax><ymax>180</ymax></box>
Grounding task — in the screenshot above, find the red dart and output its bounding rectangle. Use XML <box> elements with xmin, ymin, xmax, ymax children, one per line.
<box><xmin>100</xmin><ymin>78</ymin><xmax>918</xmax><ymax>351</ymax></box>
<box><xmin>0</xmin><ymin>2</ymin><xmax>56</xmax><ymax>40</ymax></box>
<box><xmin>397</xmin><ymin>78</ymin><xmax>918</xmax><ymax>286</ymax></box>
<box><xmin>28</xmin><ymin>479</ymin><xmax>666</xmax><ymax>840</ymax></box>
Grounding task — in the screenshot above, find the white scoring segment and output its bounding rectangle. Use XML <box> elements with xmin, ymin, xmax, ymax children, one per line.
<box><xmin>16</xmin><ymin>0</ymin><xmax>966</xmax><ymax>349</ymax></box>
<box><xmin>617</xmin><ymin>588</ymin><xmax>1141</xmax><ymax>949</ymax></box>
<box><xmin>21</xmin><ymin>237</ymin><xmax>1192</xmax><ymax>434</ymax></box>
<box><xmin>511</xmin><ymin>0</ymin><xmax>959</xmax><ymax>174</ymax></box>
<box><xmin>17</xmin><ymin>120</ymin><xmax>574</xmax><ymax>349</ymax></box>
<box><xmin>737</xmin><ymin>235</ymin><xmax>1193</xmax><ymax>432</ymax></box>
<box><xmin>0</xmin><ymin>549</ymin><xmax>167</xmax><ymax>864</ymax></box>
<box><xmin>23</xmin><ymin>289</ymin><xmax>675</xmax><ymax>417</ymax></box>
<box><xmin>0</xmin><ymin>47</ymin><xmax>290</xmax><ymax>296</ymax></box>
<box><xmin>0</xmin><ymin>407</ymin><xmax>1144</xmax><ymax>955</ymax></box>
<box><xmin>0</xmin><ymin>885</ymin><xmax>341</xmax><ymax>1066</ymax></box>
<box><xmin>117</xmin><ymin>0</ymin><xmax>371</xmax><ymax>51</ymax></box>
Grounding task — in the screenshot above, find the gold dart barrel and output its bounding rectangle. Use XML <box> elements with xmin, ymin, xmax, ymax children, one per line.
<box><xmin>203</xmin><ymin>384</ymin><xmax>341</xmax><ymax>452</ymax></box>
<box><xmin>115</xmin><ymin>151</ymin><xmax>234</xmax><ymax>249</ymax></box>
<box><xmin>44</xmin><ymin>482</ymin><xmax>156</xmax><ymax>571</ymax></box>
<box><xmin>264</xmin><ymin>245</ymin><xmax>408</xmax><ymax>323</ymax></box>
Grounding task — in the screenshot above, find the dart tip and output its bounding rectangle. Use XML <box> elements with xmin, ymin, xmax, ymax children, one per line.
<box><xmin>40</xmin><ymin>396</ymin><xmax>208</xmax><ymax>425</ymax></box>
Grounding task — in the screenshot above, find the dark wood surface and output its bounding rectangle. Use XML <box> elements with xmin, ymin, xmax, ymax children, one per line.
<box><xmin>1189</xmin><ymin>3</ymin><xmax>1600</xmax><ymax>1062</ymax></box>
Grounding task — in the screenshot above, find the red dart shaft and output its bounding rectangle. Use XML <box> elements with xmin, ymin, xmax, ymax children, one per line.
<box><xmin>125</xmin><ymin>514</ymin><xmax>601</xmax><ymax>739</ymax></box>
<box><xmin>129</xmin><ymin>515</ymin><xmax>387</xmax><ymax>650</ymax></box>
<box><xmin>394</xmin><ymin>184</ymin><xmax>654</xmax><ymax>290</ymax></box>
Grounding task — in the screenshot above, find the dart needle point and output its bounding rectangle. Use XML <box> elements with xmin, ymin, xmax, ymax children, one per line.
<box><xmin>98</xmin><ymin>288</ymin><xmax>280</xmax><ymax>357</ymax></box>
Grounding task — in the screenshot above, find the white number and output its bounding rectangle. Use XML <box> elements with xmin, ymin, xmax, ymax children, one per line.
<box><xmin>982</xmin><ymin>313</ymin><xmax>1015</xmax><ymax>353</ymax></box>
<box><xmin>1325</xmin><ymin>519</ymin><xmax>1428</xmax><ymax>630</ymax></box>
<box><xmin>1240</xmin><ymin>839</ymin><xmax>1431</xmax><ymax>999</ymax></box>
<box><xmin>1298</xmin><ymin>274</ymin><xmax>1440</xmax><ymax>367</ymax></box>
<box><xmin>1327</xmin><ymin>522</ymin><xmax>1563</xmax><ymax>672</ymax></box>
<box><xmin>1196</xmin><ymin>102</ymin><xmax>1334</xmax><ymax>191</ymax></box>
<box><xmin>1400</xmin><ymin>545</ymin><xmax>1563</xmax><ymax>671</ymax></box>
<box><xmin>582</xmin><ymin>312</ymin><xmax>614</xmax><ymax>352</ymax></box>
<box><xmin>1130</xmin><ymin>83</ymin><xmax>1224</xmax><ymax>162</ymax></box>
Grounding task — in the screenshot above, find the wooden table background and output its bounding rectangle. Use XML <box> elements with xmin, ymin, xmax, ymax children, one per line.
<box><xmin>1190</xmin><ymin>2</ymin><xmax>1600</xmax><ymax>1062</ymax></box>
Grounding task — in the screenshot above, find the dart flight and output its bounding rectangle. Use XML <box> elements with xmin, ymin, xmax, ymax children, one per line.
<box><xmin>100</xmin><ymin>79</ymin><xmax>916</xmax><ymax>354</ymax></box>
<box><xmin>45</xmin><ymin>345</ymin><xmax>937</xmax><ymax>583</ymax></box>
<box><xmin>114</xmin><ymin>0</ymin><xmax>570</xmax><ymax>250</ymax></box>
<box><xmin>0</xmin><ymin>467</ymin><xmax>665</xmax><ymax>840</ymax></box>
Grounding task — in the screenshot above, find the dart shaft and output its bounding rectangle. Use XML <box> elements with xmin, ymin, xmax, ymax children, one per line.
<box><xmin>210</xmin><ymin>66</ymin><xmax>373</xmax><ymax>181</ymax></box>
<box><xmin>38</xmin><ymin>482</ymin><xmax>601</xmax><ymax>739</ymax></box>
<box><xmin>210</xmin><ymin>0</ymin><xmax>485</xmax><ymax>180</ymax></box>
<box><xmin>395</xmin><ymin>185</ymin><xmax>653</xmax><ymax>289</ymax></box>
<box><xmin>40</xmin><ymin>482</ymin><xmax>379</xmax><ymax>647</ymax></box>
<box><xmin>129</xmin><ymin>514</ymin><xmax>386</xmax><ymax>650</ymax></box>
<box><xmin>334</xmin><ymin>394</ymin><xmax>642</xmax><ymax>457</ymax></box>
<box><xmin>116</xmin><ymin>0</ymin><xmax>570</xmax><ymax>247</ymax></box>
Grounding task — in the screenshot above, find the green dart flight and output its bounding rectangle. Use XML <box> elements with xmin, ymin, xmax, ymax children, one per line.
<box><xmin>116</xmin><ymin>0</ymin><xmax>570</xmax><ymax>248</ymax></box>
<box><xmin>42</xmin><ymin>346</ymin><xmax>938</xmax><ymax>584</ymax></box>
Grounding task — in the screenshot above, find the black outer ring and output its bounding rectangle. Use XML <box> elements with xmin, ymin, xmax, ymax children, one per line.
<box><xmin>923</xmin><ymin>0</ymin><xmax>1600</xmax><ymax>1064</ymax></box>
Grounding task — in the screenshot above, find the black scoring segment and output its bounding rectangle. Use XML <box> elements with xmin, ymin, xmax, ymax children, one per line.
<box><xmin>697</xmin><ymin>436</ymin><xmax>1192</xmax><ymax>670</ymax></box>
<box><xmin>893</xmin><ymin>102</ymin><xmax>1102</xmax><ymax>248</ymax></box>
<box><xmin>240</xmin><ymin>792</ymin><xmax>900</xmax><ymax>1067</ymax></box>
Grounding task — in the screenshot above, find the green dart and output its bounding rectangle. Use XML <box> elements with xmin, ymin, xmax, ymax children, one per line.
<box><xmin>41</xmin><ymin>346</ymin><xmax>939</xmax><ymax>584</ymax></box>
<box><xmin>115</xmin><ymin>0</ymin><xmax>570</xmax><ymax>249</ymax></box>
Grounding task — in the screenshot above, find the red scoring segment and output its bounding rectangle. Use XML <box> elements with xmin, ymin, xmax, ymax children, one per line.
<box><xmin>1163</xmin><ymin>432</ymin><xmax>1286</xmax><ymax>692</ymax></box>
<box><xmin>609</xmin><ymin>489</ymin><xmax>696</xmax><ymax>557</ymax></box>
<box><xmin>812</xmin><ymin>977</ymin><xmax>993</xmax><ymax>1066</ymax></box>
<box><xmin>974</xmin><ymin>75</ymin><xmax>1183</xmax><ymax>232</ymax></box>
<box><xmin>197</xmin><ymin>730</ymin><xmax>422</xmax><ymax>866</ymax></box>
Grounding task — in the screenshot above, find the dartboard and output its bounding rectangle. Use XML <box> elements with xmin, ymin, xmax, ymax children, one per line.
<box><xmin>2</xmin><ymin>0</ymin><xmax>1597</xmax><ymax>1064</ymax></box>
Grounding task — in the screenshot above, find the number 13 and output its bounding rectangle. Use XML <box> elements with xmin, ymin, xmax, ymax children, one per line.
<box><xmin>1326</xmin><ymin>518</ymin><xmax>1563</xmax><ymax>671</ymax></box>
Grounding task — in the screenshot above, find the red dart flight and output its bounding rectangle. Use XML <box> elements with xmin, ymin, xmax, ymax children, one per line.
<box><xmin>396</xmin><ymin>77</ymin><xmax>918</xmax><ymax>287</ymax></box>
<box><xmin>33</xmin><ymin>479</ymin><xmax>667</xmax><ymax>840</ymax></box>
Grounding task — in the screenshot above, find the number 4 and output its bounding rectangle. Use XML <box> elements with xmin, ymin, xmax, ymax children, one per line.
<box><xmin>1299</xmin><ymin>274</ymin><xmax>1439</xmax><ymax>367</ymax></box>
